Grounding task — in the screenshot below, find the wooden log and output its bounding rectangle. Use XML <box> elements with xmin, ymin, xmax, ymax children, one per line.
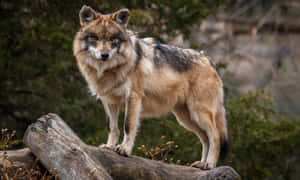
<box><xmin>1</xmin><ymin>148</ymin><xmax>240</xmax><ymax>180</ymax></box>
<box><xmin>23</xmin><ymin>113</ymin><xmax>113</xmax><ymax>180</ymax></box>
<box><xmin>0</xmin><ymin>148</ymin><xmax>34</xmax><ymax>169</ymax></box>
<box><xmin>15</xmin><ymin>113</ymin><xmax>240</xmax><ymax>180</ymax></box>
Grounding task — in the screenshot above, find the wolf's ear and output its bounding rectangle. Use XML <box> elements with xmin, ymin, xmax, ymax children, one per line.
<box><xmin>113</xmin><ymin>9</ymin><xmax>130</xmax><ymax>27</ymax></box>
<box><xmin>79</xmin><ymin>5</ymin><xmax>97</xmax><ymax>26</ymax></box>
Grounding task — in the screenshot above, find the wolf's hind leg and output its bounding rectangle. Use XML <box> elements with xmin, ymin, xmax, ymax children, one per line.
<box><xmin>172</xmin><ymin>104</ymin><xmax>209</xmax><ymax>166</ymax></box>
<box><xmin>189</xmin><ymin>106</ymin><xmax>220</xmax><ymax>170</ymax></box>
<box><xmin>100</xmin><ymin>103</ymin><xmax>120</xmax><ymax>149</ymax></box>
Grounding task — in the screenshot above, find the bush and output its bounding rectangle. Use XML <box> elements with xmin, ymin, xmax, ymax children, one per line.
<box><xmin>226</xmin><ymin>91</ymin><xmax>300</xmax><ymax>179</ymax></box>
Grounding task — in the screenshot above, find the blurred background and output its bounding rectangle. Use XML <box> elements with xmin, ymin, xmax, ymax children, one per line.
<box><xmin>1</xmin><ymin>0</ymin><xmax>300</xmax><ymax>179</ymax></box>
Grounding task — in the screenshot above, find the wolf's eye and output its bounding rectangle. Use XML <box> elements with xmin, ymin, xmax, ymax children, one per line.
<box><xmin>87</xmin><ymin>35</ymin><xmax>98</xmax><ymax>41</ymax></box>
<box><xmin>111</xmin><ymin>38</ymin><xmax>121</xmax><ymax>48</ymax></box>
<box><xmin>110</xmin><ymin>38</ymin><xmax>120</xmax><ymax>43</ymax></box>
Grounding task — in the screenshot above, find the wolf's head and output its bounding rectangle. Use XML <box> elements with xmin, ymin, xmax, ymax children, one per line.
<box><xmin>74</xmin><ymin>5</ymin><xmax>131</xmax><ymax>61</ymax></box>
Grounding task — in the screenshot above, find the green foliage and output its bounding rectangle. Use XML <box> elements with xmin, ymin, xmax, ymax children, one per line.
<box><xmin>96</xmin><ymin>0</ymin><xmax>223</xmax><ymax>39</ymax></box>
<box><xmin>226</xmin><ymin>91</ymin><xmax>300</xmax><ymax>179</ymax></box>
<box><xmin>0</xmin><ymin>18</ymin><xmax>106</xmax><ymax>139</ymax></box>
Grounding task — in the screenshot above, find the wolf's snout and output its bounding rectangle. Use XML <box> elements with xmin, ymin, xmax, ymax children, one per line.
<box><xmin>101</xmin><ymin>53</ymin><xmax>109</xmax><ymax>61</ymax></box>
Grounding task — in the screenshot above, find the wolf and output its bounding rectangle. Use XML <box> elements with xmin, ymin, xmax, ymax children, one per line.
<box><xmin>73</xmin><ymin>5</ymin><xmax>229</xmax><ymax>170</ymax></box>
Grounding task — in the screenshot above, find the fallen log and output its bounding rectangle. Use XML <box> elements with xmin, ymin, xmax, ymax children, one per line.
<box><xmin>4</xmin><ymin>113</ymin><xmax>240</xmax><ymax>180</ymax></box>
<box><xmin>23</xmin><ymin>113</ymin><xmax>113</xmax><ymax>180</ymax></box>
<box><xmin>0</xmin><ymin>148</ymin><xmax>35</xmax><ymax>169</ymax></box>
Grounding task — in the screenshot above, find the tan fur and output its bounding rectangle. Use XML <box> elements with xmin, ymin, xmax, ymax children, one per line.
<box><xmin>73</xmin><ymin>5</ymin><xmax>228</xmax><ymax>169</ymax></box>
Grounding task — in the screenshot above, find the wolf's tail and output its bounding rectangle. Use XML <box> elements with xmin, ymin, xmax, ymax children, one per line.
<box><xmin>216</xmin><ymin>106</ymin><xmax>230</xmax><ymax>160</ymax></box>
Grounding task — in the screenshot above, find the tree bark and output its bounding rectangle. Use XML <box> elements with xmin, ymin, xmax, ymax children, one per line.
<box><xmin>4</xmin><ymin>113</ymin><xmax>240</xmax><ymax>180</ymax></box>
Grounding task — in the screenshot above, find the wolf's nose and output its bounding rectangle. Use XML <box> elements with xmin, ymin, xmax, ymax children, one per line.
<box><xmin>101</xmin><ymin>53</ymin><xmax>109</xmax><ymax>61</ymax></box>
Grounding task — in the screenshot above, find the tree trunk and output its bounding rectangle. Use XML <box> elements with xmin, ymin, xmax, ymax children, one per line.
<box><xmin>5</xmin><ymin>113</ymin><xmax>240</xmax><ymax>180</ymax></box>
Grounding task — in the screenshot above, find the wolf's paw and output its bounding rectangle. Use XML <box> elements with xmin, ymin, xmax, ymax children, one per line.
<box><xmin>114</xmin><ymin>144</ymin><xmax>129</xmax><ymax>157</ymax></box>
<box><xmin>191</xmin><ymin>161</ymin><xmax>214</xmax><ymax>170</ymax></box>
<box><xmin>99</xmin><ymin>144</ymin><xmax>115</xmax><ymax>150</ymax></box>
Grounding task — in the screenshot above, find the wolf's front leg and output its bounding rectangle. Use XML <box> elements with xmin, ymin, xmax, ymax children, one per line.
<box><xmin>115</xmin><ymin>92</ymin><xmax>141</xmax><ymax>156</ymax></box>
<box><xmin>100</xmin><ymin>103</ymin><xmax>120</xmax><ymax>149</ymax></box>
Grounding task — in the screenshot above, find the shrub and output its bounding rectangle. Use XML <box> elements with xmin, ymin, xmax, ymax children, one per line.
<box><xmin>226</xmin><ymin>91</ymin><xmax>300</xmax><ymax>179</ymax></box>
